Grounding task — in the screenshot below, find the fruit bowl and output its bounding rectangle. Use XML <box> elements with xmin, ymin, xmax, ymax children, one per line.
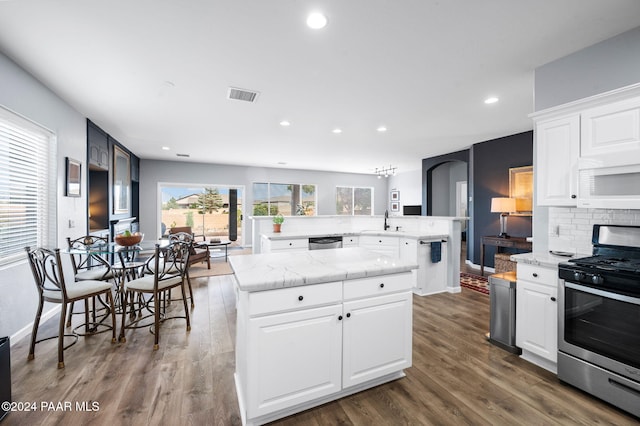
<box><xmin>114</xmin><ymin>233</ymin><xmax>143</xmax><ymax>247</ymax></box>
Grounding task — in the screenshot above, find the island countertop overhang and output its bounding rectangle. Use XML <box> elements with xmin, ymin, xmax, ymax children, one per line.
<box><xmin>230</xmin><ymin>247</ymin><xmax>418</xmax><ymax>292</ymax></box>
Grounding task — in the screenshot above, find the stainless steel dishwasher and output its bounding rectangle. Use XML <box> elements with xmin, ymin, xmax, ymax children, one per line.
<box><xmin>308</xmin><ymin>236</ymin><xmax>343</xmax><ymax>250</ymax></box>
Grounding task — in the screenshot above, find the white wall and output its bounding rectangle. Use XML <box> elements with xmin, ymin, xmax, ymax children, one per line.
<box><xmin>387</xmin><ymin>169</ymin><xmax>422</xmax><ymax>216</ymax></box>
<box><xmin>139</xmin><ymin>160</ymin><xmax>390</xmax><ymax>247</ymax></box>
<box><xmin>0</xmin><ymin>52</ymin><xmax>87</xmax><ymax>339</ymax></box>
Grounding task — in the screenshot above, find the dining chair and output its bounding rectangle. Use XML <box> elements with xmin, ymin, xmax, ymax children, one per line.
<box><xmin>168</xmin><ymin>227</ymin><xmax>211</xmax><ymax>268</ymax></box>
<box><xmin>168</xmin><ymin>231</ymin><xmax>209</xmax><ymax>307</ymax></box>
<box><xmin>66</xmin><ymin>235</ymin><xmax>115</xmax><ymax>328</ymax></box>
<box><xmin>120</xmin><ymin>240</ymin><xmax>191</xmax><ymax>350</ymax></box>
<box><xmin>25</xmin><ymin>246</ymin><xmax>117</xmax><ymax>369</ymax></box>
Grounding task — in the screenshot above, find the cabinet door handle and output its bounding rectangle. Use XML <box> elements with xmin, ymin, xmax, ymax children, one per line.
<box><xmin>338</xmin><ymin>315</ymin><xmax>343</xmax><ymax>321</ymax></box>
<box><xmin>298</xmin><ymin>295</ymin><xmax>304</xmax><ymax>301</ymax></box>
<box><xmin>571</xmin><ymin>194</ymin><xmax>577</xmax><ymax>199</ymax></box>
<box><xmin>346</xmin><ymin>313</ymin><xmax>351</xmax><ymax>318</ymax></box>
<box><xmin>379</xmin><ymin>283</ymin><xmax>385</xmax><ymax>288</ymax></box>
<box><xmin>550</xmin><ymin>297</ymin><xmax>556</xmax><ymax>302</ymax></box>
<box><xmin>532</xmin><ymin>273</ymin><xmax>538</xmax><ymax>277</ymax></box>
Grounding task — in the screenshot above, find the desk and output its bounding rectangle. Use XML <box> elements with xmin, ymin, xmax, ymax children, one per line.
<box><xmin>480</xmin><ymin>236</ymin><xmax>532</xmax><ymax>276</ymax></box>
<box><xmin>204</xmin><ymin>240</ymin><xmax>231</xmax><ymax>262</ymax></box>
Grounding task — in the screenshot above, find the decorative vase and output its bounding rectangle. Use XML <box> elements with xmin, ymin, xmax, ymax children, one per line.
<box><xmin>273</xmin><ymin>224</ymin><xmax>281</xmax><ymax>233</ymax></box>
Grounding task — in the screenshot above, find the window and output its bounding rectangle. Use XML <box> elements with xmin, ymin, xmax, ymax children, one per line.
<box><xmin>336</xmin><ymin>186</ymin><xmax>373</xmax><ymax>215</ymax></box>
<box><xmin>252</xmin><ymin>183</ymin><xmax>316</xmax><ymax>216</ymax></box>
<box><xmin>159</xmin><ymin>183</ymin><xmax>243</xmax><ymax>239</ymax></box>
<box><xmin>0</xmin><ymin>106</ymin><xmax>56</xmax><ymax>266</ymax></box>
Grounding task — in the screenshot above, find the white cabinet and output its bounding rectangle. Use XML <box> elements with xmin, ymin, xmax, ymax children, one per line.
<box><xmin>342</xmin><ymin>291</ymin><xmax>412</xmax><ymax>388</ymax></box>
<box><xmin>535</xmin><ymin>114</ymin><xmax>580</xmax><ymax>206</ymax></box>
<box><xmin>581</xmin><ymin>96</ymin><xmax>640</xmax><ymax>165</ymax></box>
<box><xmin>399</xmin><ymin>238</ymin><xmax>417</xmax><ymax>261</ymax></box>
<box><xmin>261</xmin><ymin>236</ymin><xmax>308</xmax><ymax>253</ymax></box>
<box><xmin>359</xmin><ymin>235</ymin><xmax>400</xmax><ymax>258</ymax></box>
<box><xmin>247</xmin><ymin>304</ymin><xmax>343</xmax><ymax>417</ymax></box>
<box><xmin>516</xmin><ymin>263</ymin><xmax>558</xmax><ymax>372</ymax></box>
<box><xmin>342</xmin><ymin>235</ymin><xmax>359</xmax><ymax>247</ymax></box>
<box><xmin>236</xmin><ymin>273</ymin><xmax>413</xmax><ymax>424</ymax></box>
<box><xmin>399</xmin><ymin>238</ymin><xmax>418</xmax><ymax>288</ymax></box>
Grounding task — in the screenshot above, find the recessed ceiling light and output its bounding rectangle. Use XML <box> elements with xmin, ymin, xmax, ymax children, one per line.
<box><xmin>332</xmin><ymin>128</ymin><xmax>342</xmax><ymax>134</ymax></box>
<box><xmin>162</xmin><ymin>146</ymin><xmax>170</xmax><ymax>150</ymax></box>
<box><xmin>377</xmin><ymin>126</ymin><xmax>387</xmax><ymax>132</ymax></box>
<box><xmin>484</xmin><ymin>97</ymin><xmax>499</xmax><ymax>104</ymax></box>
<box><xmin>279</xmin><ymin>120</ymin><xmax>291</xmax><ymax>127</ymax></box>
<box><xmin>307</xmin><ymin>12</ymin><xmax>327</xmax><ymax>29</ymax></box>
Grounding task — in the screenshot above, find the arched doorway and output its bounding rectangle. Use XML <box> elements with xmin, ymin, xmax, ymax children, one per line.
<box><xmin>426</xmin><ymin>159</ymin><xmax>469</xmax><ymax>269</ymax></box>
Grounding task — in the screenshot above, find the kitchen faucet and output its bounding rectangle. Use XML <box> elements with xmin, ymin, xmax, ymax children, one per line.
<box><xmin>384</xmin><ymin>209</ymin><xmax>390</xmax><ymax>230</ymax></box>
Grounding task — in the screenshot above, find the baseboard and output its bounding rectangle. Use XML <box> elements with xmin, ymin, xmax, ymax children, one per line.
<box><xmin>10</xmin><ymin>305</ymin><xmax>61</xmax><ymax>347</ymax></box>
<box><xmin>465</xmin><ymin>260</ymin><xmax>494</xmax><ymax>274</ymax></box>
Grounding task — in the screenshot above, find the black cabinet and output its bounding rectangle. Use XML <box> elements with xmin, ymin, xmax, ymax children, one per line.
<box><xmin>0</xmin><ymin>336</ymin><xmax>10</xmax><ymax>421</ymax></box>
<box><xmin>87</xmin><ymin>120</ymin><xmax>109</xmax><ymax>170</ymax></box>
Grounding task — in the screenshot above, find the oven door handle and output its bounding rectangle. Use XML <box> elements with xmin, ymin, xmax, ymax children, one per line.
<box><xmin>565</xmin><ymin>282</ymin><xmax>640</xmax><ymax>306</ymax></box>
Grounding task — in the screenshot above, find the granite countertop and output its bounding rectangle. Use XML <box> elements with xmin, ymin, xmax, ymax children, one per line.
<box><xmin>230</xmin><ymin>247</ymin><xmax>418</xmax><ymax>292</ymax></box>
<box><xmin>510</xmin><ymin>251</ymin><xmax>590</xmax><ymax>269</ymax></box>
<box><xmin>262</xmin><ymin>230</ymin><xmax>448</xmax><ymax>241</ymax></box>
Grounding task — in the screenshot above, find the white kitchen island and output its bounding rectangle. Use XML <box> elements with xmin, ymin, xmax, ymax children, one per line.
<box><xmin>230</xmin><ymin>248</ymin><xmax>418</xmax><ymax>426</ymax></box>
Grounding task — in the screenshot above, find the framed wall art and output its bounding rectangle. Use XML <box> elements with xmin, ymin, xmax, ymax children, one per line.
<box><xmin>65</xmin><ymin>157</ymin><xmax>81</xmax><ymax>197</ymax></box>
<box><xmin>390</xmin><ymin>190</ymin><xmax>399</xmax><ymax>202</ymax></box>
<box><xmin>390</xmin><ymin>201</ymin><xmax>400</xmax><ymax>212</ymax></box>
<box><xmin>509</xmin><ymin>165</ymin><xmax>533</xmax><ymax>216</ymax></box>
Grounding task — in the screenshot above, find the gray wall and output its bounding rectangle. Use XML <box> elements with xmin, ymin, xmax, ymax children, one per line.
<box><xmin>533</xmin><ymin>25</ymin><xmax>640</xmax><ymax>253</ymax></box>
<box><xmin>535</xmin><ymin>26</ymin><xmax>640</xmax><ymax>111</ymax></box>
<box><xmin>431</xmin><ymin>162</ymin><xmax>466</xmax><ymax>217</ymax></box>
<box><xmin>139</xmin><ymin>160</ymin><xmax>390</xmax><ymax>246</ymax></box>
<box><xmin>0</xmin><ymin>52</ymin><xmax>87</xmax><ymax>339</ymax></box>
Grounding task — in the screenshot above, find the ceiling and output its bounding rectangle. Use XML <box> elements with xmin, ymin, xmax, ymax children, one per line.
<box><xmin>1</xmin><ymin>1</ymin><xmax>640</xmax><ymax>175</ymax></box>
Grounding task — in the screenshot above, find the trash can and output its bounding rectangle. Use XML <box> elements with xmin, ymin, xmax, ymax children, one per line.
<box><xmin>488</xmin><ymin>272</ymin><xmax>521</xmax><ymax>354</ymax></box>
<box><xmin>0</xmin><ymin>336</ymin><xmax>10</xmax><ymax>421</ymax></box>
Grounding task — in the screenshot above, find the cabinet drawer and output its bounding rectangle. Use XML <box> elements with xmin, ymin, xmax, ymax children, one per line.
<box><xmin>344</xmin><ymin>273</ymin><xmax>413</xmax><ymax>300</ymax></box>
<box><xmin>360</xmin><ymin>235</ymin><xmax>399</xmax><ymax>247</ymax></box>
<box><xmin>248</xmin><ymin>281</ymin><xmax>342</xmax><ymax>316</ymax></box>
<box><xmin>270</xmin><ymin>238</ymin><xmax>308</xmax><ymax>251</ymax></box>
<box><xmin>517</xmin><ymin>263</ymin><xmax>558</xmax><ymax>286</ymax></box>
<box><xmin>343</xmin><ymin>236</ymin><xmax>359</xmax><ymax>246</ymax></box>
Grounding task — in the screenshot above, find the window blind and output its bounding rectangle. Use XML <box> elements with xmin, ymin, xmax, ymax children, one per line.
<box><xmin>0</xmin><ymin>106</ymin><xmax>56</xmax><ymax>267</ymax></box>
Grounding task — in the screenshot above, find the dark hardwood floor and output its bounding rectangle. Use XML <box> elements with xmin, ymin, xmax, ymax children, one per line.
<box><xmin>5</xmin><ymin>269</ymin><xmax>638</xmax><ymax>425</ymax></box>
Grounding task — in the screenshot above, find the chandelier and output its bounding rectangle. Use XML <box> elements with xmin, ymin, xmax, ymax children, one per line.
<box><xmin>374</xmin><ymin>165</ymin><xmax>397</xmax><ymax>178</ymax></box>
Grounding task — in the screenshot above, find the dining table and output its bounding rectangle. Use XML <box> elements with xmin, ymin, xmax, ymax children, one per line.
<box><xmin>63</xmin><ymin>239</ymin><xmax>169</xmax><ymax>341</ymax></box>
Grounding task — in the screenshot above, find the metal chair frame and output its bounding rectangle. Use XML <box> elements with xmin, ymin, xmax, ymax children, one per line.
<box><xmin>25</xmin><ymin>246</ymin><xmax>117</xmax><ymax>368</ymax></box>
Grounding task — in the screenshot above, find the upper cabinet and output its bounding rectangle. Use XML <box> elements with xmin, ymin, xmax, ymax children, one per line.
<box><xmin>531</xmin><ymin>84</ymin><xmax>640</xmax><ymax>209</ymax></box>
<box><xmin>535</xmin><ymin>115</ymin><xmax>580</xmax><ymax>206</ymax></box>
<box><xmin>580</xmin><ymin>96</ymin><xmax>640</xmax><ymax>166</ymax></box>
<box><xmin>88</xmin><ymin>120</ymin><xmax>109</xmax><ymax>170</ymax></box>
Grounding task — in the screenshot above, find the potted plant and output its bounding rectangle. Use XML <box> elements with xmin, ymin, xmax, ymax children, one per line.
<box><xmin>273</xmin><ymin>213</ymin><xmax>284</xmax><ymax>233</ymax></box>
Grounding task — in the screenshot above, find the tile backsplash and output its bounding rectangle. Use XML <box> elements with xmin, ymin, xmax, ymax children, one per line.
<box><xmin>548</xmin><ymin>207</ymin><xmax>640</xmax><ymax>254</ymax></box>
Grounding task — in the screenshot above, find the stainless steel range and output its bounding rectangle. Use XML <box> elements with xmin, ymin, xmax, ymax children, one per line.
<box><xmin>558</xmin><ymin>224</ymin><xmax>640</xmax><ymax>418</ymax></box>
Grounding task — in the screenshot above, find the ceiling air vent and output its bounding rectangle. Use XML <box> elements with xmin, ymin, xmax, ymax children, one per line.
<box><xmin>176</xmin><ymin>153</ymin><xmax>190</xmax><ymax>158</ymax></box>
<box><xmin>227</xmin><ymin>87</ymin><xmax>259</xmax><ymax>103</ymax></box>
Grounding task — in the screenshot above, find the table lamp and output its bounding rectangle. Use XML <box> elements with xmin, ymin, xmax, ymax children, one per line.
<box><xmin>491</xmin><ymin>197</ymin><xmax>516</xmax><ymax>238</ymax></box>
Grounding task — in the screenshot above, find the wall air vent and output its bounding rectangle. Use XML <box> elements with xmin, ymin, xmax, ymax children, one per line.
<box><xmin>227</xmin><ymin>87</ymin><xmax>260</xmax><ymax>103</ymax></box>
<box><xmin>176</xmin><ymin>153</ymin><xmax>190</xmax><ymax>158</ymax></box>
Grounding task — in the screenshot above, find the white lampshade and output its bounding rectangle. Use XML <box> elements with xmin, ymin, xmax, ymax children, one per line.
<box><xmin>491</xmin><ymin>197</ymin><xmax>516</xmax><ymax>213</ymax></box>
